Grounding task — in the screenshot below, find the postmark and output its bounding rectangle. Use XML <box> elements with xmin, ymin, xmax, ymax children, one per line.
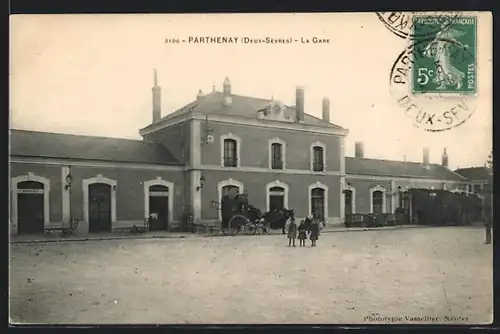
<box><xmin>411</xmin><ymin>15</ymin><xmax>477</xmax><ymax>95</ymax></box>
<box><xmin>376</xmin><ymin>12</ymin><xmax>462</xmax><ymax>40</ymax></box>
<box><xmin>388</xmin><ymin>15</ymin><xmax>478</xmax><ymax>132</ymax></box>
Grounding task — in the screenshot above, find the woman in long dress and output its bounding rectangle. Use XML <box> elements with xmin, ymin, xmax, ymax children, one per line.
<box><xmin>287</xmin><ymin>217</ymin><xmax>297</xmax><ymax>247</ymax></box>
<box><xmin>309</xmin><ymin>218</ymin><xmax>320</xmax><ymax>247</ymax></box>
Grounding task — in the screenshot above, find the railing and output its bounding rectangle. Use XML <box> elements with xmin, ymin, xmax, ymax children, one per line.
<box><xmin>271</xmin><ymin>159</ymin><xmax>284</xmax><ymax>170</ymax></box>
<box><xmin>223</xmin><ymin>157</ymin><xmax>238</xmax><ymax>167</ymax></box>
<box><xmin>344</xmin><ymin>213</ymin><xmax>396</xmax><ymax>228</ymax></box>
<box><xmin>58</xmin><ymin>218</ymin><xmax>81</xmax><ymax>236</ymax></box>
<box><xmin>312</xmin><ymin>162</ymin><xmax>324</xmax><ymax>172</ymax></box>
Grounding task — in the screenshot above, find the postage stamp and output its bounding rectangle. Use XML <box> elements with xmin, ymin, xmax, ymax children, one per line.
<box><xmin>411</xmin><ymin>15</ymin><xmax>477</xmax><ymax>95</ymax></box>
<box><xmin>388</xmin><ymin>13</ymin><xmax>479</xmax><ymax>132</ymax></box>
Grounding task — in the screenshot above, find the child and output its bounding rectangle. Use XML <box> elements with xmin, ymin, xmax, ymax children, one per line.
<box><xmin>309</xmin><ymin>218</ymin><xmax>320</xmax><ymax>247</ymax></box>
<box><xmin>287</xmin><ymin>217</ymin><xmax>297</xmax><ymax>247</ymax></box>
<box><xmin>297</xmin><ymin>220</ymin><xmax>307</xmax><ymax>247</ymax></box>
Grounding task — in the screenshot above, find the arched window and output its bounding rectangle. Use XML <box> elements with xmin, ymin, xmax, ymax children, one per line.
<box><xmin>222</xmin><ymin>185</ymin><xmax>239</xmax><ymax>198</ymax></box>
<box><xmin>344</xmin><ymin>189</ymin><xmax>353</xmax><ymax>215</ymax></box>
<box><xmin>311</xmin><ymin>188</ymin><xmax>325</xmax><ymax>220</ymax></box>
<box><xmin>217</xmin><ymin>179</ymin><xmax>244</xmax><ymax>221</ymax></box>
<box><xmin>269</xmin><ymin>186</ymin><xmax>285</xmax><ymax>211</ymax></box>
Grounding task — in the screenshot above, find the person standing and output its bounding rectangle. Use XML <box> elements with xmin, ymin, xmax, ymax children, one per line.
<box><xmin>485</xmin><ymin>218</ymin><xmax>492</xmax><ymax>244</ymax></box>
<box><xmin>484</xmin><ymin>191</ymin><xmax>493</xmax><ymax>244</ymax></box>
<box><xmin>287</xmin><ymin>217</ymin><xmax>297</xmax><ymax>247</ymax></box>
<box><xmin>309</xmin><ymin>218</ymin><xmax>320</xmax><ymax>247</ymax></box>
<box><xmin>297</xmin><ymin>220</ymin><xmax>307</xmax><ymax>247</ymax></box>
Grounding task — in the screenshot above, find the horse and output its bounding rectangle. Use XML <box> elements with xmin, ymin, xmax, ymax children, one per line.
<box><xmin>262</xmin><ymin>208</ymin><xmax>295</xmax><ymax>234</ymax></box>
<box><xmin>246</xmin><ymin>205</ymin><xmax>262</xmax><ymax>223</ymax></box>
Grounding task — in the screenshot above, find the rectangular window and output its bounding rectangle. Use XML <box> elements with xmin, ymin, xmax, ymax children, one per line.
<box><xmin>271</xmin><ymin>143</ymin><xmax>283</xmax><ymax>170</ymax></box>
<box><xmin>223</xmin><ymin>139</ymin><xmax>237</xmax><ymax>167</ymax></box>
<box><xmin>312</xmin><ymin>146</ymin><xmax>324</xmax><ymax>171</ymax></box>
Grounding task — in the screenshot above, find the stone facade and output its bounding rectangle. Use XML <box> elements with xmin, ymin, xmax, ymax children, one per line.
<box><xmin>10</xmin><ymin>77</ymin><xmax>476</xmax><ymax>236</ymax></box>
<box><xmin>10</xmin><ymin>160</ymin><xmax>184</xmax><ymax>235</ymax></box>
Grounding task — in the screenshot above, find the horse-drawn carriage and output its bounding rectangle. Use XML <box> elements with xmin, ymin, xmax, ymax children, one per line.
<box><xmin>213</xmin><ymin>190</ymin><xmax>295</xmax><ymax>236</ymax></box>
<box><xmin>411</xmin><ymin>188</ymin><xmax>483</xmax><ymax>225</ymax></box>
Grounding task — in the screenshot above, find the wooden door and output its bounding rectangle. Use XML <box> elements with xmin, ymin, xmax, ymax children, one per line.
<box><xmin>269</xmin><ymin>186</ymin><xmax>285</xmax><ymax>211</ymax></box>
<box><xmin>149</xmin><ymin>185</ymin><xmax>169</xmax><ymax>231</ymax></box>
<box><xmin>89</xmin><ymin>183</ymin><xmax>111</xmax><ymax>233</ymax></box>
<box><xmin>17</xmin><ymin>181</ymin><xmax>45</xmax><ymax>234</ymax></box>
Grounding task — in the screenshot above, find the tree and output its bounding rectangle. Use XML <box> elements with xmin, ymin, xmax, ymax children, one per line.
<box><xmin>483</xmin><ymin>150</ymin><xmax>493</xmax><ymax>227</ymax></box>
<box><xmin>484</xmin><ymin>150</ymin><xmax>493</xmax><ymax>193</ymax></box>
<box><xmin>486</xmin><ymin>150</ymin><xmax>493</xmax><ymax>175</ymax></box>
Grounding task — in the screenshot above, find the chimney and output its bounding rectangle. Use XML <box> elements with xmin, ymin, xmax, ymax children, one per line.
<box><xmin>423</xmin><ymin>147</ymin><xmax>430</xmax><ymax>168</ymax></box>
<box><xmin>354</xmin><ymin>142</ymin><xmax>364</xmax><ymax>158</ymax></box>
<box><xmin>197</xmin><ymin>89</ymin><xmax>204</xmax><ymax>100</ymax></box>
<box><xmin>322</xmin><ymin>97</ymin><xmax>330</xmax><ymax>122</ymax></box>
<box><xmin>222</xmin><ymin>77</ymin><xmax>232</xmax><ymax>105</ymax></box>
<box><xmin>295</xmin><ymin>86</ymin><xmax>305</xmax><ymax>123</ymax></box>
<box><xmin>442</xmin><ymin>148</ymin><xmax>449</xmax><ymax>168</ymax></box>
<box><xmin>152</xmin><ymin>69</ymin><xmax>162</xmax><ymax>123</ymax></box>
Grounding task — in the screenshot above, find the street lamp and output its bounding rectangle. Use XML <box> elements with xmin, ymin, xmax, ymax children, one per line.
<box><xmin>65</xmin><ymin>173</ymin><xmax>73</xmax><ymax>190</ymax></box>
<box><xmin>65</xmin><ymin>166</ymin><xmax>73</xmax><ymax>229</ymax></box>
<box><xmin>342</xmin><ymin>182</ymin><xmax>351</xmax><ymax>194</ymax></box>
<box><xmin>397</xmin><ymin>185</ymin><xmax>409</xmax><ymax>193</ymax></box>
<box><xmin>196</xmin><ymin>175</ymin><xmax>205</xmax><ymax>191</ymax></box>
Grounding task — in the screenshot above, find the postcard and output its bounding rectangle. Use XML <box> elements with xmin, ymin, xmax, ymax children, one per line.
<box><xmin>9</xmin><ymin>12</ymin><xmax>492</xmax><ymax>325</ymax></box>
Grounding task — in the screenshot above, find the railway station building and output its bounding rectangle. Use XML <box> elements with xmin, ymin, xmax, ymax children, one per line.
<box><xmin>10</xmin><ymin>75</ymin><xmax>477</xmax><ymax>236</ymax></box>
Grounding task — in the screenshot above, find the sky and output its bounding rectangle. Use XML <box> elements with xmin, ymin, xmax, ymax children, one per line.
<box><xmin>10</xmin><ymin>13</ymin><xmax>492</xmax><ymax>170</ymax></box>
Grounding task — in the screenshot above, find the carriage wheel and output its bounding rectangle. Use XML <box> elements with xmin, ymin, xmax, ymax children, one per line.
<box><xmin>220</xmin><ymin>222</ymin><xmax>229</xmax><ymax>236</ymax></box>
<box><xmin>228</xmin><ymin>215</ymin><xmax>248</xmax><ymax>236</ymax></box>
<box><xmin>244</xmin><ymin>222</ymin><xmax>257</xmax><ymax>235</ymax></box>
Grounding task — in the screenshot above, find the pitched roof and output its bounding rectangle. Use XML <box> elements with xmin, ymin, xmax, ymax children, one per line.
<box><xmin>454</xmin><ymin>167</ymin><xmax>491</xmax><ymax>181</ymax></box>
<box><xmin>346</xmin><ymin>157</ymin><xmax>467</xmax><ymax>181</ymax></box>
<box><xmin>141</xmin><ymin>91</ymin><xmax>346</xmax><ymax>132</ymax></box>
<box><xmin>10</xmin><ymin>129</ymin><xmax>181</xmax><ymax>165</ymax></box>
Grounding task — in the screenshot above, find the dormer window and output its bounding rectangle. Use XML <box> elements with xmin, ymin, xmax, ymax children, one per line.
<box><xmin>269</xmin><ymin>138</ymin><xmax>286</xmax><ymax>170</ymax></box>
<box><xmin>311</xmin><ymin>142</ymin><xmax>326</xmax><ymax>172</ymax></box>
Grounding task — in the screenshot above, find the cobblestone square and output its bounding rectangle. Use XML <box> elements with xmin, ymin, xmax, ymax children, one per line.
<box><xmin>9</xmin><ymin>227</ymin><xmax>492</xmax><ymax>324</ymax></box>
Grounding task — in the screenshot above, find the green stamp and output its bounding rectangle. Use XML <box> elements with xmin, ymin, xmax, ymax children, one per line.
<box><xmin>411</xmin><ymin>15</ymin><xmax>477</xmax><ymax>94</ymax></box>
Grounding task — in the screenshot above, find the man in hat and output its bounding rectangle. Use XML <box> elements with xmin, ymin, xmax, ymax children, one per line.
<box><xmin>483</xmin><ymin>190</ymin><xmax>493</xmax><ymax>244</ymax></box>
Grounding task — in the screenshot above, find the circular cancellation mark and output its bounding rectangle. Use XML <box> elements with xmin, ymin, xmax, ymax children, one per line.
<box><xmin>386</xmin><ymin>13</ymin><xmax>478</xmax><ymax>132</ymax></box>
<box><xmin>389</xmin><ymin>41</ymin><xmax>477</xmax><ymax>132</ymax></box>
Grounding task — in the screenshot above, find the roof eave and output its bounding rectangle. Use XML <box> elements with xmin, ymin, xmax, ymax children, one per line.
<box><xmin>10</xmin><ymin>154</ymin><xmax>182</xmax><ymax>166</ymax></box>
<box><xmin>346</xmin><ymin>171</ymin><xmax>465</xmax><ymax>181</ymax></box>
